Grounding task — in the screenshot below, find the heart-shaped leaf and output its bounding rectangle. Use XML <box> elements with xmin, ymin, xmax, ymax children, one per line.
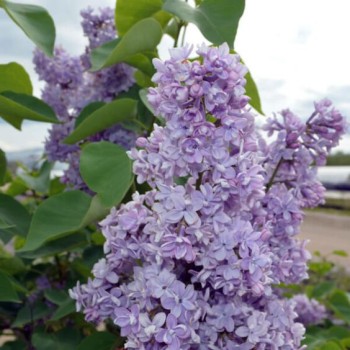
<box><xmin>80</xmin><ymin>142</ymin><xmax>133</xmax><ymax>207</ymax></box>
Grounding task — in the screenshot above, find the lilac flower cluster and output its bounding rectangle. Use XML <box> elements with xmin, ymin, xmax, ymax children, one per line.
<box><xmin>262</xmin><ymin>100</ymin><xmax>346</xmax><ymax>284</ymax></box>
<box><xmin>34</xmin><ymin>7</ymin><xmax>136</xmax><ymax>191</ymax></box>
<box><xmin>70</xmin><ymin>44</ymin><xmax>346</xmax><ymax>349</ymax></box>
<box><xmin>263</xmin><ymin>101</ymin><xmax>346</xmax><ymax>206</ymax></box>
<box><xmin>290</xmin><ymin>294</ymin><xmax>327</xmax><ymax>326</ymax></box>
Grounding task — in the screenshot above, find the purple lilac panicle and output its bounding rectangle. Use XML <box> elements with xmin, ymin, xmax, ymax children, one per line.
<box><xmin>291</xmin><ymin>294</ymin><xmax>327</xmax><ymax>326</ymax></box>
<box><xmin>70</xmin><ymin>43</ymin><xmax>346</xmax><ymax>349</ymax></box>
<box><xmin>34</xmin><ymin>7</ymin><xmax>135</xmax><ymax>191</ymax></box>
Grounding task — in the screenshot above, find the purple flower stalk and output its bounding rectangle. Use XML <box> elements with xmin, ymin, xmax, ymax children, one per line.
<box><xmin>70</xmin><ymin>43</ymin><xmax>346</xmax><ymax>349</ymax></box>
<box><xmin>34</xmin><ymin>7</ymin><xmax>136</xmax><ymax>191</ymax></box>
<box><xmin>291</xmin><ymin>294</ymin><xmax>328</xmax><ymax>326</ymax></box>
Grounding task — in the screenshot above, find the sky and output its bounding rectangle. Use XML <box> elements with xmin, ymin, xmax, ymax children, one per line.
<box><xmin>0</xmin><ymin>0</ymin><xmax>349</xmax><ymax>153</ymax></box>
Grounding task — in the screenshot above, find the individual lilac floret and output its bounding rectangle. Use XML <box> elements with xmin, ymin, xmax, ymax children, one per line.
<box><xmin>291</xmin><ymin>294</ymin><xmax>327</xmax><ymax>326</ymax></box>
<box><xmin>34</xmin><ymin>7</ymin><xmax>135</xmax><ymax>192</ymax></box>
<box><xmin>70</xmin><ymin>43</ymin><xmax>346</xmax><ymax>349</ymax></box>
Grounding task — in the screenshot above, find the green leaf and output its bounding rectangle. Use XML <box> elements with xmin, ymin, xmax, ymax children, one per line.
<box><xmin>342</xmin><ymin>338</ymin><xmax>350</xmax><ymax>347</ymax></box>
<box><xmin>90</xmin><ymin>38</ymin><xmax>156</xmax><ymax>76</ymax></box>
<box><xmin>327</xmin><ymin>326</ymin><xmax>350</xmax><ymax>339</ymax></box>
<box><xmin>0</xmin><ymin>193</ymin><xmax>31</xmax><ymax>237</ymax></box>
<box><xmin>18</xmin><ymin>161</ymin><xmax>53</xmax><ymax>194</ymax></box>
<box><xmin>63</xmin><ymin>98</ymin><xmax>137</xmax><ymax>144</ymax></box>
<box><xmin>32</xmin><ymin>329</ymin><xmax>81</xmax><ymax>350</ymax></box>
<box><xmin>20</xmin><ymin>192</ymin><xmax>109</xmax><ymax>252</ymax></box>
<box><xmin>0</xmin><ymin>62</ymin><xmax>32</xmax><ymax>94</ymax></box>
<box><xmin>116</xmin><ymin>0</ymin><xmax>170</xmax><ymax>35</ymax></box>
<box><xmin>51</xmin><ymin>298</ymin><xmax>75</xmax><ymax>321</ymax></box>
<box><xmin>1</xmin><ymin>0</ymin><xmax>55</xmax><ymax>56</ymax></box>
<box><xmin>309</xmin><ymin>260</ymin><xmax>333</xmax><ymax>276</ymax></box>
<box><xmin>80</xmin><ymin>142</ymin><xmax>133</xmax><ymax>207</ymax></box>
<box><xmin>0</xmin><ymin>340</ymin><xmax>27</xmax><ymax>350</ymax></box>
<box><xmin>18</xmin><ymin>233</ymin><xmax>88</xmax><ymax>259</ymax></box>
<box><xmin>49</xmin><ymin>177</ymin><xmax>66</xmax><ymax>196</ymax></box>
<box><xmin>11</xmin><ymin>277</ymin><xmax>27</xmax><ymax>293</ymax></box>
<box><xmin>302</xmin><ymin>325</ymin><xmax>350</xmax><ymax>349</ymax></box>
<box><xmin>319</xmin><ymin>341</ymin><xmax>343</xmax><ymax>350</ymax></box>
<box><xmin>139</xmin><ymin>88</ymin><xmax>157</xmax><ymax>116</ymax></box>
<box><xmin>332</xmin><ymin>250</ymin><xmax>348</xmax><ymax>257</ymax></box>
<box><xmin>124</xmin><ymin>52</ymin><xmax>157</xmax><ymax>76</ymax></box>
<box><xmin>134</xmin><ymin>69</ymin><xmax>153</xmax><ymax>88</ymax></box>
<box><xmin>75</xmin><ymin>101</ymin><xmax>105</xmax><ymax>128</ymax></box>
<box><xmin>12</xmin><ymin>304</ymin><xmax>50</xmax><ymax>327</ymax></box>
<box><xmin>0</xmin><ymin>217</ymin><xmax>14</xmax><ymax>229</ymax></box>
<box><xmin>0</xmin><ymin>148</ymin><xmax>6</xmax><ymax>185</ymax></box>
<box><xmin>329</xmin><ymin>290</ymin><xmax>350</xmax><ymax>324</ymax></box>
<box><xmin>311</xmin><ymin>281</ymin><xmax>335</xmax><ymax>299</ymax></box>
<box><xmin>164</xmin><ymin>18</ymin><xmax>178</xmax><ymax>39</ymax></box>
<box><xmin>89</xmin><ymin>38</ymin><xmax>119</xmax><ymax>70</ymax></box>
<box><xmin>0</xmin><ymin>256</ymin><xmax>26</xmax><ymax>275</ymax></box>
<box><xmin>0</xmin><ymin>271</ymin><xmax>20</xmax><ymax>302</ymax></box>
<box><xmin>44</xmin><ymin>289</ymin><xmax>69</xmax><ymax>305</ymax></box>
<box><xmin>90</xmin><ymin>18</ymin><xmax>162</xmax><ymax>71</ymax></box>
<box><xmin>91</xmin><ymin>232</ymin><xmax>105</xmax><ymax>245</ymax></box>
<box><xmin>78</xmin><ymin>332</ymin><xmax>118</xmax><ymax>350</ymax></box>
<box><xmin>5</xmin><ymin>176</ymin><xmax>28</xmax><ymax>196</ymax></box>
<box><xmin>19</xmin><ymin>191</ymin><xmax>89</xmax><ymax>251</ymax></box>
<box><xmin>71</xmin><ymin>258</ymin><xmax>93</xmax><ymax>278</ymax></box>
<box><xmin>245</xmin><ymin>69</ymin><xmax>263</xmax><ymax>114</ymax></box>
<box><xmin>31</xmin><ymin>332</ymin><xmax>57</xmax><ymax>350</ymax></box>
<box><xmin>163</xmin><ymin>0</ymin><xmax>245</xmax><ymax>48</ymax></box>
<box><xmin>0</xmin><ymin>91</ymin><xmax>58</xmax><ymax>130</ymax></box>
<box><xmin>82</xmin><ymin>246</ymin><xmax>105</xmax><ymax>269</ymax></box>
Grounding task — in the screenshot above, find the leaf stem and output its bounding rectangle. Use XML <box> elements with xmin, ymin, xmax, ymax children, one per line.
<box><xmin>181</xmin><ymin>24</ymin><xmax>188</xmax><ymax>46</ymax></box>
<box><xmin>306</xmin><ymin>111</ymin><xmax>317</xmax><ymax>124</ymax></box>
<box><xmin>195</xmin><ymin>172</ymin><xmax>204</xmax><ymax>190</ymax></box>
<box><xmin>131</xmin><ymin>180</ymin><xmax>137</xmax><ymax>193</ymax></box>
<box><xmin>174</xmin><ymin>18</ymin><xmax>185</xmax><ymax>47</ymax></box>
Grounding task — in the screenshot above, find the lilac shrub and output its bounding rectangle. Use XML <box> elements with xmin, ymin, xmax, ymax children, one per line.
<box><xmin>33</xmin><ymin>7</ymin><xmax>136</xmax><ymax>191</ymax></box>
<box><xmin>70</xmin><ymin>44</ymin><xmax>346</xmax><ymax>349</ymax></box>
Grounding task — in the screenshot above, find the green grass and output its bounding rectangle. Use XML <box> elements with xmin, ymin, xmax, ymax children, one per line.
<box><xmin>326</xmin><ymin>152</ymin><xmax>350</xmax><ymax>166</ymax></box>
<box><xmin>307</xmin><ymin>206</ymin><xmax>350</xmax><ymax>217</ymax></box>
<box><xmin>306</xmin><ymin>196</ymin><xmax>350</xmax><ymax>216</ymax></box>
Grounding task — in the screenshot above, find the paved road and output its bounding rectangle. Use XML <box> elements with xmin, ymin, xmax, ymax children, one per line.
<box><xmin>301</xmin><ymin>212</ymin><xmax>350</xmax><ymax>266</ymax></box>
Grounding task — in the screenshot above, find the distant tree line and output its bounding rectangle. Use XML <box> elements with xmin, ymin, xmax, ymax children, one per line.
<box><xmin>326</xmin><ymin>151</ymin><xmax>350</xmax><ymax>166</ymax></box>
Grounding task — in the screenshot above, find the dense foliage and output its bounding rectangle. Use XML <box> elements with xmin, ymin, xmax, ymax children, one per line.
<box><xmin>0</xmin><ymin>0</ymin><xmax>349</xmax><ymax>349</ymax></box>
